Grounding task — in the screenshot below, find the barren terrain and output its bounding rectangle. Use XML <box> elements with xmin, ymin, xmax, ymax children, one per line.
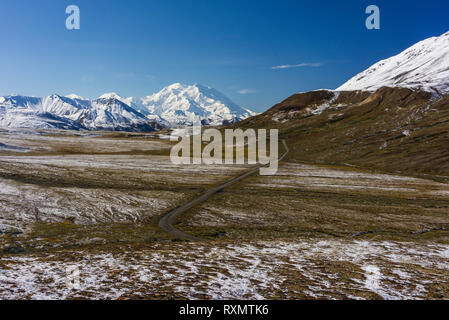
<box><xmin>0</xmin><ymin>128</ymin><xmax>448</xmax><ymax>300</ymax></box>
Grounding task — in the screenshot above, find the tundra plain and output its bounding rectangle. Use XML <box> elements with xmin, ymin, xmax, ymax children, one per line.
<box><xmin>0</xmin><ymin>129</ymin><xmax>448</xmax><ymax>300</ymax></box>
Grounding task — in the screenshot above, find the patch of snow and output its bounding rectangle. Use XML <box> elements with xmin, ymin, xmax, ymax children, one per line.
<box><xmin>1</xmin><ymin>240</ymin><xmax>448</xmax><ymax>299</ymax></box>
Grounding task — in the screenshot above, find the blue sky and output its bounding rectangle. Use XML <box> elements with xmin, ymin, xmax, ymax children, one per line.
<box><xmin>0</xmin><ymin>0</ymin><xmax>448</xmax><ymax>112</ymax></box>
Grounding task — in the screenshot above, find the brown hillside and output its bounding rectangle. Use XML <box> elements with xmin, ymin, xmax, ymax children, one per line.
<box><xmin>231</xmin><ymin>87</ymin><xmax>449</xmax><ymax>177</ymax></box>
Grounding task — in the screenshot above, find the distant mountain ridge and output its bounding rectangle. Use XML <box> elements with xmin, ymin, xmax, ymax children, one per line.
<box><xmin>98</xmin><ymin>83</ymin><xmax>256</xmax><ymax>126</ymax></box>
<box><xmin>0</xmin><ymin>84</ymin><xmax>255</xmax><ymax>131</ymax></box>
<box><xmin>0</xmin><ymin>94</ymin><xmax>154</xmax><ymax>131</ymax></box>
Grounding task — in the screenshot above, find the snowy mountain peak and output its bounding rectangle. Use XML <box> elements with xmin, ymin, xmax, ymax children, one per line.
<box><xmin>139</xmin><ymin>83</ymin><xmax>256</xmax><ymax>126</ymax></box>
<box><xmin>166</xmin><ymin>83</ymin><xmax>184</xmax><ymax>90</ymax></box>
<box><xmin>337</xmin><ymin>31</ymin><xmax>449</xmax><ymax>94</ymax></box>
<box><xmin>98</xmin><ymin>92</ymin><xmax>123</xmax><ymax>100</ymax></box>
<box><xmin>66</xmin><ymin>94</ymin><xmax>85</xmax><ymax>100</ymax></box>
<box><xmin>47</xmin><ymin>94</ymin><xmax>65</xmax><ymax>100</ymax></box>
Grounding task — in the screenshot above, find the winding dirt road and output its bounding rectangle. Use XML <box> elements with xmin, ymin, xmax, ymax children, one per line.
<box><xmin>157</xmin><ymin>140</ymin><xmax>289</xmax><ymax>241</ymax></box>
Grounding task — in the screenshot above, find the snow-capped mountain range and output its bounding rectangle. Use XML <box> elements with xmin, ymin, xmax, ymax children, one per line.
<box><xmin>337</xmin><ymin>31</ymin><xmax>449</xmax><ymax>95</ymax></box>
<box><xmin>0</xmin><ymin>84</ymin><xmax>256</xmax><ymax>131</ymax></box>
<box><xmin>2</xmin><ymin>31</ymin><xmax>448</xmax><ymax>132</ymax></box>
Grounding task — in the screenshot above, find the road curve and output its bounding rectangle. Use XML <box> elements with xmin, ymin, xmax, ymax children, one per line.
<box><xmin>157</xmin><ymin>140</ymin><xmax>289</xmax><ymax>241</ymax></box>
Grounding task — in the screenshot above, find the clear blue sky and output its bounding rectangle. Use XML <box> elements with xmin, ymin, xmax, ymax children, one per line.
<box><xmin>1</xmin><ymin>0</ymin><xmax>448</xmax><ymax>112</ymax></box>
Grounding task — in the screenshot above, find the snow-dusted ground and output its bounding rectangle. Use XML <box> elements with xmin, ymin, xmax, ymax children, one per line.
<box><xmin>0</xmin><ymin>129</ymin><xmax>169</xmax><ymax>153</ymax></box>
<box><xmin>0</xmin><ymin>142</ymin><xmax>30</xmax><ymax>152</ymax></box>
<box><xmin>0</xmin><ymin>130</ymin><xmax>448</xmax><ymax>300</ymax></box>
<box><xmin>186</xmin><ymin>161</ymin><xmax>449</xmax><ymax>240</ymax></box>
<box><xmin>0</xmin><ymin>240</ymin><xmax>448</xmax><ymax>300</ymax></box>
<box><xmin>0</xmin><ymin>154</ymin><xmax>250</xmax><ymax>175</ymax></box>
<box><xmin>0</xmin><ymin>178</ymin><xmax>184</xmax><ymax>231</ymax></box>
<box><xmin>0</xmin><ymin>156</ymin><xmax>250</xmax><ymax>232</ymax></box>
<box><xmin>249</xmin><ymin>162</ymin><xmax>449</xmax><ymax>196</ymax></box>
<box><xmin>310</xmin><ymin>91</ymin><xmax>341</xmax><ymax>115</ymax></box>
<box><xmin>0</xmin><ymin>130</ymin><xmax>251</xmax><ymax>232</ymax></box>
